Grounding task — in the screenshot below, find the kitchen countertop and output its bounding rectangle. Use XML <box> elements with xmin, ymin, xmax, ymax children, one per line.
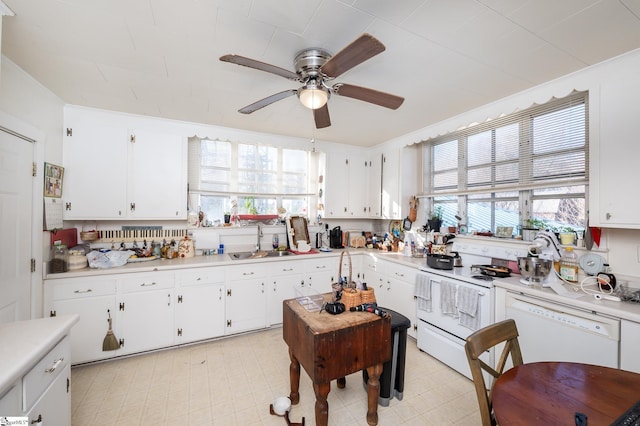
<box><xmin>42</xmin><ymin>248</ymin><xmax>640</xmax><ymax>324</ymax></box>
<box><xmin>492</xmin><ymin>276</ymin><xmax>640</xmax><ymax>323</ymax></box>
<box><xmin>0</xmin><ymin>314</ymin><xmax>79</xmax><ymax>397</ymax></box>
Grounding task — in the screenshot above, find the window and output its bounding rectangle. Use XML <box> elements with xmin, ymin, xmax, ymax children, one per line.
<box><xmin>423</xmin><ymin>91</ymin><xmax>588</xmax><ymax>236</ymax></box>
<box><xmin>188</xmin><ymin>138</ymin><xmax>316</xmax><ymax>224</ymax></box>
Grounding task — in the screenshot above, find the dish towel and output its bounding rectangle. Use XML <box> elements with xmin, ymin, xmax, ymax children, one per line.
<box><xmin>457</xmin><ymin>286</ymin><xmax>481</xmax><ymax>331</ymax></box>
<box><xmin>440</xmin><ymin>281</ymin><xmax>458</xmax><ymax>317</ymax></box>
<box><xmin>415</xmin><ymin>274</ymin><xmax>432</xmax><ymax>312</ymax></box>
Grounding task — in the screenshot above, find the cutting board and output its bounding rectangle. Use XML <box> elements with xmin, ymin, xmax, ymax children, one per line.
<box><xmin>50</xmin><ymin>228</ymin><xmax>77</xmax><ymax>248</ymax></box>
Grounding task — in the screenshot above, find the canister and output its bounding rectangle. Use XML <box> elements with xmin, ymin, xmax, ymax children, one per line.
<box><xmin>49</xmin><ymin>244</ymin><xmax>69</xmax><ymax>273</ymax></box>
<box><xmin>68</xmin><ymin>249</ymin><xmax>88</xmax><ymax>270</ymax></box>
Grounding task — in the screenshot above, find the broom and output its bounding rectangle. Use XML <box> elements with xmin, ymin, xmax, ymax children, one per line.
<box><xmin>102</xmin><ymin>309</ymin><xmax>120</xmax><ymax>351</ymax></box>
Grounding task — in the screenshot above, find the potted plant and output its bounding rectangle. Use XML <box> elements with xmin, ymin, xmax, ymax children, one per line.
<box><xmin>223</xmin><ymin>211</ymin><xmax>231</xmax><ymax>224</ymax></box>
<box><xmin>521</xmin><ymin>218</ymin><xmax>546</xmax><ymax>241</ymax></box>
<box><xmin>427</xmin><ymin>206</ymin><xmax>443</xmax><ymax>232</ymax></box>
<box><xmin>557</xmin><ymin>225</ymin><xmax>576</xmax><ymax>245</ymax></box>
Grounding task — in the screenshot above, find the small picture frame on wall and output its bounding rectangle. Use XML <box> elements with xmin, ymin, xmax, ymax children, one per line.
<box><xmin>44</xmin><ymin>162</ymin><xmax>64</xmax><ymax>198</ymax></box>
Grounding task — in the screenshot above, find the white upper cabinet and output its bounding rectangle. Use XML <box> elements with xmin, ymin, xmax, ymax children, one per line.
<box><xmin>592</xmin><ymin>75</ymin><xmax>640</xmax><ymax>228</ymax></box>
<box><xmin>381</xmin><ymin>148</ymin><xmax>401</xmax><ymax>219</ymax></box>
<box><xmin>324</xmin><ymin>152</ymin><xmax>369</xmax><ymax>218</ymax></box>
<box><xmin>62</xmin><ymin>106</ymin><xmax>187</xmax><ymax>220</ymax></box>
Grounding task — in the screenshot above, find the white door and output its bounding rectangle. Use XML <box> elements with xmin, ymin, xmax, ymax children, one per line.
<box><xmin>0</xmin><ymin>129</ymin><xmax>33</xmax><ymax>322</ymax></box>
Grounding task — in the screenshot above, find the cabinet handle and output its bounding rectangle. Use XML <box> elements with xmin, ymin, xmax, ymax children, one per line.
<box><xmin>31</xmin><ymin>414</ymin><xmax>42</xmax><ymax>424</ymax></box>
<box><xmin>243</xmin><ymin>272</ymin><xmax>255</xmax><ymax>276</ymax></box>
<box><xmin>45</xmin><ymin>357</ymin><xmax>64</xmax><ymax>373</ymax></box>
<box><xmin>73</xmin><ymin>289</ymin><xmax>93</xmax><ymax>294</ymax></box>
<box><xmin>282</xmin><ymin>268</ymin><xmax>293</xmax><ymax>272</ymax></box>
<box><xmin>140</xmin><ymin>282</ymin><xmax>157</xmax><ymax>287</ymax></box>
<box><xmin>315</xmin><ymin>265</ymin><xmax>326</xmax><ymax>269</ymax></box>
<box><xmin>227</xmin><ymin>289</ymin><xmax>232</xmax><ymax>296</ymax></box>
<box><xmin>178</xmin><ymin>295</ymin><xmax>183</xmax><ymax>303</ymax></box>
<box><xmin>219</xmin><ymin>288</ymin><xmax>223</xmax><ymax>300</ymax></box>
<box><xmin>261</xmin><ymin>282</ymin><xmax>265</xmax><ymax>293</ymax></box>
<box><xmin>395</xmin><ymin>272</ymin><xmax>404</xmax><ymax>277</ymax></box>
<box><xmin>130</xmin><ymin>202</ymin><xmax>136</xmax><ymax>212</ymax></box>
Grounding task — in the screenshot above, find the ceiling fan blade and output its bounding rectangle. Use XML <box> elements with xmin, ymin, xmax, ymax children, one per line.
<box><xmin>333</xmin><ymin>83</ymin><xmax>404</xmax><ymax>110</ymax></box>
<box><xmin>314</xmin><ymin>104</ymin><xmax>331</xmax><ymax>128</ymax></box>
<box><xmin>238</xmin><ymin>90</ymin><xmax>297</xmax><ymax>114</ymax></box>
<box><xmin>220</xmin><ymin>54</ymin><xmax>299</xmax><ymax>81</ymax></box>
<box><xmin>321</xmin><ymin>33</ymin><xmax>386</xmax><ymax>78</ymax></box>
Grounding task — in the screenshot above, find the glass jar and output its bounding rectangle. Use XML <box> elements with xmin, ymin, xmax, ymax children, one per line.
<box><xmin>49</xmin><ymin>244</ymin><xmax>69</xmax><ymax>273</ymax></box>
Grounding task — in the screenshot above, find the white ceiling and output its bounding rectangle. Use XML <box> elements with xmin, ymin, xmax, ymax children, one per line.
<box><xmin>3</xmin><ymin>0</ymin><xmax>640</xmax><ymax>147</ymax></box>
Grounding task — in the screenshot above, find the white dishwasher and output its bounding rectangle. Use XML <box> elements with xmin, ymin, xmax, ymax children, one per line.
<box><xmin>505</xmin><ymin>292</ymin><xmax>620</xmax><ymax>368</ymax></box>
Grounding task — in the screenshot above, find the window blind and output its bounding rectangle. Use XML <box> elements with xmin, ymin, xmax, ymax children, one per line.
<box><xmin>423</xmin><ymin>91</ymin><xmax>588</xmax><ymax>197</ymax></box>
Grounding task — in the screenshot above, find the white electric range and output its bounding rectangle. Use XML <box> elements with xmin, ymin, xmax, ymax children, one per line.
<box><xmin>415</xmin><ymin>242</ymin><xmax>528</xmax><ymax>379</ymax></box>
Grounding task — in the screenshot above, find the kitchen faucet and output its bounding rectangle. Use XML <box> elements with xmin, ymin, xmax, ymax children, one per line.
<box><xmin>256</xmin><ymin>223</ymin><xmax>263</xmax><ymax>252</ymax></box>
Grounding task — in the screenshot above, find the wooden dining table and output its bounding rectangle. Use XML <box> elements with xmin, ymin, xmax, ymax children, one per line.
<box><xmin>492</xmin><ymin>361</ymin><xmax>640</xmax><ymax>425</ymax></box>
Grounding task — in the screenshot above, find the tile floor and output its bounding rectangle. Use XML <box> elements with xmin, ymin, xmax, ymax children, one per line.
<box><xmin>71</xmin><ymin>327</ymin><xmax>481</xmax><ymax>425</ymax></box>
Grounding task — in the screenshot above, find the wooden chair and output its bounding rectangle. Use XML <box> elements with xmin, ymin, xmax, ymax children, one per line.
<box><xmin>464</xmin><ymin>319</ymin><xmax>523</xmax><ymax>426</ymax></box>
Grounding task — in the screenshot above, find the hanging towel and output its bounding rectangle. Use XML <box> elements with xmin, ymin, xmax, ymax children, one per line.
<box><xmin>415</xmin><ymin>274</ymin><xmax>432</xmax><ymax>312</ymax></box>
<box><xmin>457</xmin><ymin>286</ymin><xmax>481</xmax><ymax>331</ymax></box>
<box><xmin>440</xmin><ymin>281</ymin><xmax>458</xmax><ymax>317</ymax></box>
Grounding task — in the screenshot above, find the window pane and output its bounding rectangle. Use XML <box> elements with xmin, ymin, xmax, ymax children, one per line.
<box><xmin>283</xmin><ymin>197</ymin><xmax>308</xmax><ymax>216</ymax></box>
<box><xmin>238</xmin><ymin>197</ymin><xmax>276</xmax><ymax>214</ymax></box>
<box><xmin>495</xmin><ymin>123</ymin><xmax>519</xmax><ymax>162</ymax></box>
<box><xmin>467</xmin><ymin>192</ymin><xmax>519</xmax><ymax>233</ymax></box>
<box><xmin>531</xmin><ymin>186</ymin><xmax>585</xmax><ymax>230</ymax></box>
<box><xmin>201</xmin><ymin>140</ymin><xmax>231</xmax><ymax>167</ymax></box>
<box><xmin>533</xmin><ymin>104</ymin><xmax>585</xmax><ymax>154</ymax></box>
<box><xmin>283</xmin><ymin>149</ymin><xmax>307</xmax><ymax>173</ymax></box>
<box><xmin>468</xmin><ymin>131</ymin><xmax>491</xmax><ymax>166</ymax></box>
<box><xmin>433</xmin><ymin>140</ymin><xmax>458</xmax><ymax>171</ymax></box>
<box><xmin>200</xmin><ymin>195</ymin><xmax>230</xmax><ymax>225</ymax></box>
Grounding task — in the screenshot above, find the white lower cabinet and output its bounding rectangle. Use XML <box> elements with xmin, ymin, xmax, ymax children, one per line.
<box><xmin>621</xmin><ymin>319</ymin><xmax>640</xmax><ymax>373</ymax></box>
<box><xmin>117</xmin><ymin>273</ymin><xmax>175</xmax><ymax>355</ymax></box>
<box><xmin>226</xmin><ymin>264</ymin><xmax>268</xmax><ymax>334</ymax></box>
<box><xmin>376</xmin><ymin>259</ymin><xmax>418</xmax><ymax>338</ymax></box>
<box><xmin>26</xmin><ymin>363</ymin><xmax>71</xmax><ymax>425</ymax></box>
<box><xmin>267</xmin><ymin>260</ymin><xmax>303</xmax><ymax>325</ymax></box>
<box><xmin>45</xmin><ymin>277</ymin><xmax>118</xmax><ymax>364</ymax></box>
<box><xmin>176</xmin><ymin>268</ymin><xmax>226</xmax><ymax>343</ymax></box>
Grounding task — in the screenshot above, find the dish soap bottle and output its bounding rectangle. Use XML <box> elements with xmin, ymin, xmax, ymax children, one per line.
<box><xmin>560</xmin><ymin>247</ymin><xmax>579</xmax><ymax>283</ymax></box>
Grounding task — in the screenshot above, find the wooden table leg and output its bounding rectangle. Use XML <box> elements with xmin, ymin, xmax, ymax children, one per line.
<box><xmin>288</xmin><ymin>347</ymin><xmax>300</xmax><ymax>404</ymax></box>
<box><xmin>313</xmin><ymin>382</ymin><xmax>331</xmax><ymax>426</ymax></box>
<box><xmin>365</xmin><ymin>363</ymin><xmax>383</xmax><ymax>425</ymax></box>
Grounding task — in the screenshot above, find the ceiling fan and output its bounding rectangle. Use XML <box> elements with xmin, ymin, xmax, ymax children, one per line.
<box><xmin>219</xmin><ymin>33</ymin><xmax>404</xmax><ymax>129</ymax></box>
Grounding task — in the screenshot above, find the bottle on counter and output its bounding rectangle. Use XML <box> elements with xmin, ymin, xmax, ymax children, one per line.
<box><xmin>560</xmin><ymin>246</ymin><xmax>579</xmax><ymax>283</ymax></box>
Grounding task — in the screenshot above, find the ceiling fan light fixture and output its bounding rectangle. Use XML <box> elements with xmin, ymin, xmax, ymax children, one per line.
<box><xmin>298</xmin><ymin>81</ymin><xmax>329</xmax><ymax>110</ymax></box>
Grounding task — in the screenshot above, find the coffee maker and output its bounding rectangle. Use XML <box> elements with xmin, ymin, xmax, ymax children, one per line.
<box><xmin>330</xmin><ymin>226</ymin><xmax>343</xmax><ymax>248</ymax></box>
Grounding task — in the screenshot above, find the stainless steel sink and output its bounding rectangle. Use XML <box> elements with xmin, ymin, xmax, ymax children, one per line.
<box><xmin>228</xmin><ymin>250</ymin><xmax>294</xmax><ymax>260</ymax></box>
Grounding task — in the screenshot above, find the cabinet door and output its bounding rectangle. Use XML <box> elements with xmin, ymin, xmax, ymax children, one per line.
<box><xmin>118</xmin><ymin>274</ymin><xmax>175</xmax><ymax>354</ymax></box>
<box><xmin>46</xmin><ymin>277</ymin><xmax>118</xmax><ymax>364</ymax></box>
<box><xmin>26</xmin><ymin>364</ymin><xmax>70</xmax><ymax>426</ymax></box>
<box><xmin>595</xmin><ymin>77</ymin><xmax>640</xmax><ymax>227</ymax></box>
<box><xmin>324</xmin><ymin>155</ymin><xmax>349</xmax><ymax>217</ymax></box>
<box><xmin>621</xmin><ymin>320</ymin><xmax>640</xmax><ymax>373</ymax></box>
<box><xmin>128</xmin><ymin>130</ymin><xmax>187</xmax><ymax>219</ymax></box>
<box><xmin>176</xmin><ymin>284</ymin><xmax>225</xmax><ymax>343</ymax></box>
<box><xmin>381</xmin><ymin>150</ymin><xmax>400</xmax><ymax>219</ymax></box>
<box><xmin>348</xmin><ymin>157</ymin><xmax>368</xmax><ymax>217</ymax></box>
<box><xmin>225</xmin><ymin>279</ymin><xmax>267</xmax><ymax>334</ymax></box>
<box><xmin>268</xmin><ymin>261</ymin><xmax>303</xmax><ymax>325</ymax></box>
<box><xmin>62</xmin><ymin>125</ymin><xmax>128</xmax><ymax>219</ymax></box>
<box><xmin>368</xmin><ymin>154</ymin><xmax>382</xmax><ymax>218</ymax></box>
<box><xmin>0</xmin><ymin>384</ymin><xmax>20</xmax><ymax>417</ymax></box>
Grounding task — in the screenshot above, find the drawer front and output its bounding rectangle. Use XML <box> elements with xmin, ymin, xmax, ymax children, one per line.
<box><xmin>178</xmin><ymin>268</ymin><xmax>225</xmax><ymax>286</ymax></box>
<box><xmin>23</xmin><ymin>336</ymin><xmax>70</xmax><ymax>412</ymax></box>
<box><xmin>227</xmin><ymin>264</ymin><xmax>268</xmax><ymax>281</ymax></box>
<box><xmin>50</xmin><ymin>278</ymin><xmax>117</xmax><ymax>300</ymax></box>
<box><xmin>267</xmin><ymin>260</ymin><xmax>303</xmax><ymax>276</ymax></box>
<box><xmin>387</xmin><ymin>264</ymin><xmax>417</xmax><ymax>284</ymax></box>
<box><xmin>304</xmin><ymin>258</ymin><xmax>334</xmax><ymax>275</ymax></box>
<box><xmin>119</xmin><ymin>272</ymin><xmax>174</xmax><ymax>293</ymax></box>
